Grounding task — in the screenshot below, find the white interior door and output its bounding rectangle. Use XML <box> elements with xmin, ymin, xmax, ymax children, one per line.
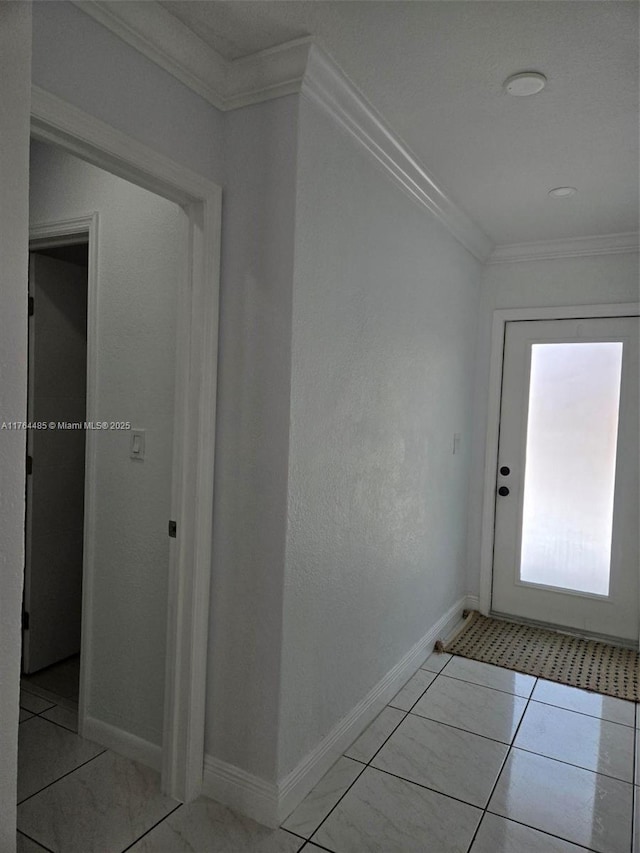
<box><xmin>23</xmin><ymin>253</ymin><xmax>88</xmax><ymax>672</ymax></box>
<box><xmin>492</xmin><ymin>316</ymin><xmax>639</xmax><ymax>642</ymax></box>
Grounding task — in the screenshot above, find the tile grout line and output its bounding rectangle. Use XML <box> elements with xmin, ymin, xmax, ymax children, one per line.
<box><xmin>298</xmin><ymin>652</ymin><xmax>454</xmax><ymax>846</ymax></box>
<box><xmin>345</xmin><ymin>734</ymin><xmax>634</xmax><ymax>832</ymax></box>
<box><xmin>350</xmin><ymin>674</ymin><xmax>614</xmax><ymax>853</ymax></box>
<box><xmin>421</xmin><ymin>669</ymin><xmax>535</xmax><ymax>699</ymax></box>
<box><xmin>406</xmin><ymin>668</ymin><xmax>637</xmax><ymax>783</ymax></box>
<box><xmin>353</xmin><ymin>660</ymin><xmax>614</xmax><ymax>853</ymax></box>
<box><xmin>26</xmin><ymin>703</ymin><xmax>80</xmax><ymax>735</ymax></box>
<box><xmin>287</xmin><ymin>653</ymin><xmax>634</xmax><ymax>851</ymax></box>
<box><xmin>400</xmin><ymin>665</ymin><xmax>637</xmax><ymax>777</ymax></box>
<box><xmin>17</xmin><ymin>828</ymin><xmax>55</xmax><ymax>853</ymax></box>
<box><xmin>118</xmin><ymin>802</ymin><xmax>183</xmax><ymax>852</ymax></box>
<box><xmin>463</xmin><ymin>675</ymin><xmax>539</xmax><ymax>853</ymax></box>
<box><xmin>421</xmin><ymin>669</ymin><xmax>636</xmax><ymax>727</ymax></box>
<box><xmin>527</xmin><ymin>697</ymin><xmax>637</xmax><ymax>729</ymax></box>
<box><xmin>299</xmin><ymin>840</ymin><xmax>334</xmax><ymax>852</ymax></box>
<box><xmin>462</xmin><ymin>675</ymin><xmax>621</xmax><ymax>853</ymax></box>
<box><xmin>17</xmin><ymin>748</ymin><xmax>108</xmax><ymax>807</ymax></box>
<box><xmin>279</xmin><ymin>827</ymin><xmax>309</xmax><ymax>853</ymax></box>
<box><xmin>19</xmin><ymin>703</ymin><xmax>56</xmax><ymax>717</ymax></box>
<box><xmin>402</xmin><ymin>709</ymin><xmax>522</xmax><ymax>748</ymax></box>
<box><xmin>479</xmin><ymin>812</ymin><xmax>605</xmax><ymax>853</ymax></box>
<box><xmin>509</xmin><ymin>743</ymin><xmax>636</xmax><ymax>785</ymax></box>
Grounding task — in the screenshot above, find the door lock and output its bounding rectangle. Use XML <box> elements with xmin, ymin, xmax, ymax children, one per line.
<box><xmin>498</xmin><ymin>486</ymin><xmax>510</xmax><ymax>497</ymax></box>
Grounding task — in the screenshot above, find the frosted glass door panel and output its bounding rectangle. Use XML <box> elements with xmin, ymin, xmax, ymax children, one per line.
<box><xmin>519</xmin><ymin>342</ymin><xmax>623</xmax><ymax>595</ymax></box>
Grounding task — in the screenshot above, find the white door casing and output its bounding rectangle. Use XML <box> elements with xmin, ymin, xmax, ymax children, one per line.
<box><xmin>478</xmin><ymin>304</ymin><xmax>640</xmax><ymax>647</ymax></box>
<box><xmin>30</xmin><ymin>87</ymin><xmax>222</xmax><ymax>802</ymax></box>
<box><xmin>491</xmin><ymin>315</ymin><xmax>639</xmax><ymax>642</ymax></box>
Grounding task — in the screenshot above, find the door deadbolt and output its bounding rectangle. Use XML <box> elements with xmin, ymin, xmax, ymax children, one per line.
<box><xmin>498</xmin><ymin>486</ymin><xmax>510</xmax><ymax>497</ymax></box>
<box><xmin>499</xmin><ymin>466</ymin><xmax>510</xmax><ymax>476</ymax></box>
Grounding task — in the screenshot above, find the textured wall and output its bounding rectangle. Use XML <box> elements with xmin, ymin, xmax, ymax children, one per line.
<box><xmin>207</xmin><ymin>97</ymin><xmax>299</xmax><ymax>780</ymax></box>
<box><xmin>30</xmin><ymin>1</ymin><xmax>306</xmax><ymax>780</ymax></box>
<box><xmin>0</xmin><ymin>4</ymin><xmax>31</xmax><ymax>849</ymax></box>
<box><xmin>278</xmin><ymin>96</ymin><xmax>483</xmax><ymax>776</ymax></box>
<box><xmin>30</xmin><ymin>141</ymin><xmax>186</xmax><ymax>746</ymax></box>
<box><xmin>466</xmin><ymin>251</ymin><xmax>640</xmax><ymax>596</ymax></box>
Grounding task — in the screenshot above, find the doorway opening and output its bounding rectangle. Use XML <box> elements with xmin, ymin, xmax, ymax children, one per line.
<box><xmin>21</xmin><ymin>240</ymin><xmax>89</xmax><ymax>713</ymax></box>
<box><xmin>28</xmin><ymin>85</ymin><xmax>222</xmax><ymax>802</ymax></box>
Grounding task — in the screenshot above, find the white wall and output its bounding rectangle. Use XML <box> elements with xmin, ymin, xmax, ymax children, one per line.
<box><xmin>31</xmin><ymin>1</ymin><xmax>307</xmax><ymax>784</ymax></box>
<box><xmin>0</xmin><ymin>4</ymin><xmax>31</xmax><ymax>849</ymax></box>
<box><xmin>30</xmin><ymin>141</ymin><xmax>187</xmax><ymax>746</ymax></box>
<box><xmin>31</xmin><ymin>1</ymin><xmax>224</xmax><ymax>183</ymax></box>
<box><xmin>278</xmin><ymin>95</ymin><xmax>483</xmax><ymax>776</ymax></box>
<box><xmin>207</xmin><ymin>96</ymin><xmax>299</xmax><ymax>781</ymax></box>
<box><xmin>466</xmin><ymin>251</ymin><xmax>640</xmax><ymax>596</ymax></box>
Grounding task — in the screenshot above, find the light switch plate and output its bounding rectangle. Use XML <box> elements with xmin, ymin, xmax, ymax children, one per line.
<box><xmin>130</xmin><ymin>429</ymin><xmax>146</xmax><ymax>460</ymax></box>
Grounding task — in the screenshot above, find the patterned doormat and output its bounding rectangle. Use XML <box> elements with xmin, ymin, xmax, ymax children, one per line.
<box><xmin>445</xmin><ymin>611</ymin><xmax>639</xmax><ymax>701</ymax></box>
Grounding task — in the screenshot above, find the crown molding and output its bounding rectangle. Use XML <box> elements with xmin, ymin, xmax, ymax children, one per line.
<box><xmin>488</xmin><ymin>232</ymin><xmax>640</xmax><ymax>264</ymax></box>
<box><xmin>72</xmin><ymin>1</ymin><xmax>228</xmax><ymax>109</ymax></box>
<box><xmin>301</xmin><ymin>46</ymin><xmax>493</xmax><ymax>261</ymax></box>
<box><xmin>71</xmin><ymin>3</ymin><xmax>492</xmax><ymax>260</ymax></box>
<box><xmin>72</xmin><ymin>1</ymin><xmax>313</xmax><ymax>112</ymax></box>
<box><xmin>225</xmin><ymin>37</ymin><xmax>314</xmax><ymax>111</ymax></box>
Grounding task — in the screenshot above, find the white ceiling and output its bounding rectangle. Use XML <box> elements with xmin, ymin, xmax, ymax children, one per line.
<box><xmin>160</xmin><ymin>1</ymin><xmax>639</xmax><ymax>247</ymax></box>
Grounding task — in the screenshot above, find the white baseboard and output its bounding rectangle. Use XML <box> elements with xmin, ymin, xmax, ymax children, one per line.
<box><xmin>276</xmin><ymin>594</ymin><xmax>467</xmax><ymax>822</ymax></box>
<box><xmin>202</xmin><ymin>756</ymin><xmax>279</xmax><ymax>828</ymax></box>
<box><xmin>202</xmin><ymin>595</ymin><xmax>468</xmax><ymax>827</ymax></box>
<box><xmin>82</xmin><ymin>716</ymin><xmax>162</xmax><ymax>771</ymax></box>
<box><xmin>464</xmin><ymin>594</ymin><xmax>480</xmax><ymax>616</ymax></box>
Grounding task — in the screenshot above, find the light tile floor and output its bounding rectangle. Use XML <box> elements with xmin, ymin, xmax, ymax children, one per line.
<box><xmin>16</xmin><ymin>654</ymin><xmax>639</xmax><ymax>853</ymax></box>
<box><xmin>22</xmin><ymin>655</ymin><xmax>80</xmax><ymax>704</ymax></box>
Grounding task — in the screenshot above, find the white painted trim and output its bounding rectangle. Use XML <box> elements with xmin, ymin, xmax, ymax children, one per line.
<box><xmin>277</xmin><ymin>594</ymin><xmax>466</xmax><ymax>823</ymax></box>
<box><xmin>29</xmin><ymin>215</ymin><xmax>95</xmax><ymax>248</ymax></box>
<box><xmin>66</xmin><ymin>4</ymin><xmax>639</xmax><ymax>267</ymax></box>
<box><xmin>301</xmin><ymin>46</ymin><xmax>492</xmax><ymax>262</ymax></box>
<box><xmin>30</xmin><ymin>85</ymin><xmax>222</xmax><ymax>803</ymax></box>
<box><xmin>464</xmin><ymin>594</ymin><xmax>480</xmax><ymax>616</ymax></box>
<box><xmin>68</xmin><ymin>3</ymin><xmax>491</xmax><ymax>260</ymax></box>
<box><xmin>478</xmin><ymin>303</ymin><xmax>640</xmax><ymax>619</ymax></box>
<box><xmin>72</xmin><ymin>1</ymin><xmax>314</xmax><ymax>112</ymax></box>
<box><xmin>203</xmin><ymin>596</ymin><xmax>466</xmax><ymax>827</ymax></box>
<box><xmin>225</xmin><ymin>38</ymin><xmax>313</xmax><ymax>110</ymax></box>
<box><xmin>72</xmin><ymin>0</ymin><xmax>228</xmax><ymax>110</ymax></box>
<box><xmin>30</xmin><ymin>87</ymin><xmax>213</xmax><ymax>206</ymax></box>
<box><xmin>28</xmin><ymin>214</ymin><xmax>98</xmax><ymax>748</ymax></box>
<box><xmin>202</xmin><ymin>757</ymin><xmax>279</xmax><ymax>828</ymax></box>
<box><xmin>83</xmin><ymin>716</ymin><xmax>162</xmax><ymax>771</ymax></box>
<box><xmin>488</xmin><ymin>232</ymin><xmax>640</xmax><ymax>264</ymax></box>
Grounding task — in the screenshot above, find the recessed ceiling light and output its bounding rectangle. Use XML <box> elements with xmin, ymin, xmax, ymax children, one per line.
<box><xmin>548</xmin><ymin>186</ymin><xmax>578</xmax><ymax>198</ymax></box>
<box><xmin>503</xmin><ymin>72</ymin><xmax>547</xmax><ymax>96</ymax></box>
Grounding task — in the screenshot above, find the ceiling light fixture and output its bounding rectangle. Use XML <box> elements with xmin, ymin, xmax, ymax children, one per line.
<box><xmin>503</xmin><ymin>72</ymin><xmax>547</xmax><ymax>96</ymax></box>
<box><xmin>548</xmin><ymin>186</ymin><xmax>577</xmax><ymax>198</ymax></box>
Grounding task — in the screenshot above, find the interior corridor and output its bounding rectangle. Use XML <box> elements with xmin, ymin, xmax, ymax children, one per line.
<box><xmin>17</xmin><ymin>652</ymin><xmax>639</xmax><ymax>853</ymax></box>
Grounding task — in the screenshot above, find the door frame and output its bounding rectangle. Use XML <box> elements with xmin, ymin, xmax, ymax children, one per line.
<box><xmin>478</xmin><ymin>302</ymin><xmax>640</xmax><ymax>644</ymax></box>
<box><xmin>30</xmin><ymin>85</ymin><xmax>222</xmax><ymax>802</ymax></box>
<box><xmin>26</xmin><ymin>217</ymin><xmax>96</xmax><ymax>686</ymax></box>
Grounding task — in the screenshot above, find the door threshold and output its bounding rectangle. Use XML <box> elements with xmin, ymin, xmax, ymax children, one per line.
<box><xmin>489</xmin><ymin>610</ymin><xmax>639</xmax><ymax>651</ymax></box>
